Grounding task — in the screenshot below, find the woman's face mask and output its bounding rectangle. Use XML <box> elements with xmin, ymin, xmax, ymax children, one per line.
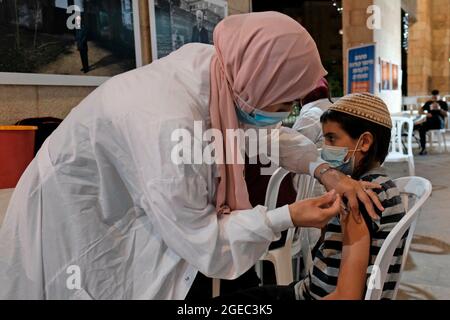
<box><xmin>235</xmin><ymin>104</ymin><xmax>291</xmax><ymax>128</ymax></box>
<box><xmin>321</xmin><ymin>135</ymin><xmax>364</xmax><ymax>176</ymax></box>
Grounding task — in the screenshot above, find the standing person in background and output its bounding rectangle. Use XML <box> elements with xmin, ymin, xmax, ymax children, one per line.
<box><xmin>191</xmin><ymin>10</ymin><xmax>209</xmax><ymax>44</ymax></box>
<box><xmin>416</xmin><ymin>89</ymin><xmax>448</xmax><ymax>155</ymax></box>
<box><xmin>75</xmin><ymin>15</ymin><xmax>90</xmax><ymax>74</ymax></box>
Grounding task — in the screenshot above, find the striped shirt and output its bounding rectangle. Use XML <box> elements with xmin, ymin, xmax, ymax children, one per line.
<box><xmin>295</xmin><ymin>169</ymin><xmax>407</xmax><ymax>300</ymax></box>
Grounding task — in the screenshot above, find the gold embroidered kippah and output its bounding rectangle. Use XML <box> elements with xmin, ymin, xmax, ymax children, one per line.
<box><xmin>330</xmin><ymin>93</ymin><xmax>392</xmax><ymax>129</ymax></box>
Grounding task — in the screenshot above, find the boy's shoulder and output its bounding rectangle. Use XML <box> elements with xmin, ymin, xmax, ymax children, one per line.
<box><xmin>362</xmin><ymin>173</ymin><xmax>397</xmax><ymax>193</ymax></box>
<box><xmin>359</xmin><ymin>172</ymin><xmax>405</xmax><ymax>234</ymax></box>
<box><xmin>360</xmin><ymin>171</ymin><xmax>402</xmax><ymax>210</ymax></box>
<box><xmin>360</xmin><ymin>167</ymin><xmax>397</xmax><ymax>190</ymax></box>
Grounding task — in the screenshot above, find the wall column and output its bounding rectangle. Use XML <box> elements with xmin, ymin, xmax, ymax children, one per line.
<box><xmin>342</xmin><ymin>0</ymin><xmax>374</xmax><ymax>95</ymax></box>
<box><xmin>430</xmin><ymin>0</ymin><xmax>450</xmax><ymax>94</ymax></box>
<box><xmin>408</xmin><ymin>0</ymin><xmax>433</xmax><ymax>96</ymax></box>
<box><xmin>342</xmin><ymin>0</ymin><xmax>402</xmax><ymax>112</ymax></box>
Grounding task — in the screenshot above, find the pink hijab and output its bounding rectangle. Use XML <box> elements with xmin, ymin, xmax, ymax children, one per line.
<box><xmin>210</xmin><ymin>12</ymin><xmax>327</xmax><ymax>214</ymax></box>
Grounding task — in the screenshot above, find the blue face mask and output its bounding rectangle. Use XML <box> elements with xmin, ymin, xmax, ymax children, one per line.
<box><xmin>321</xmin><ymin>136</ymin><xmax>363</xmax><ymax>176</ymax></box>
<box><xmin>236</xmin><ymin>106</ymin><xmax>291</xmax><ymax>128</ymax></box>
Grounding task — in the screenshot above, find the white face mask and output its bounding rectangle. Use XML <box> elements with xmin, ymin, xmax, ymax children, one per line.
<box><xmin>235</xmin><ymin>104</ymin><xmax>291</xmax><ymax>128</ymax></box>
<box><xmin>242</xmin><ymin>122</ymin><xmax>281</xmax><ymax>131</ymax></box>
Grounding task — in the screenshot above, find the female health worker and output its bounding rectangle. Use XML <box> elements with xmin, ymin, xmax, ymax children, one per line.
<box><xmin>0</xmin><ymin>12</ymin><xmax>382</xmax><ymax>300</ymax></box>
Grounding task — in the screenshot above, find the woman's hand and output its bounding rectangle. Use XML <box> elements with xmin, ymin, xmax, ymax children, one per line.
<box><xmin>315</xmin><ymin>164</ymin><xmax>384</xmax><ymax>223</ymax></box>
<box><xmin>289</xmin><ymin>190</ymin><xmax>341</xmax><ymax>229</ymax></box>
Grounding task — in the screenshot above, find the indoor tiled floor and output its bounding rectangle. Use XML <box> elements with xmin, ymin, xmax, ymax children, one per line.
<box><xmin>384</xmin><ymin>132</ymin><xmax>450</xmax><ymax>300</ymax></box>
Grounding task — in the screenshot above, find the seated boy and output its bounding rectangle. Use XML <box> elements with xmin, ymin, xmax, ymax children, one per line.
<box><xmin>220</xmin><ymin>93</ymin><xmax>407</xmax><ymax>300</ymax></box>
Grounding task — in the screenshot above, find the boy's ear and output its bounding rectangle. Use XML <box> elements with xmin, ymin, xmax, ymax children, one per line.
<box><xmin>361</xmin><ymin>132</ymin><xmax>374</xmax><ymax>153</ymax></box>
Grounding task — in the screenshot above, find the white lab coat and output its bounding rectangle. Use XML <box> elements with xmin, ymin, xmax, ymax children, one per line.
<box><xmin>0</xmin><ymin>44</ymin><xmax>324</xmax><ymax>300</ymax></box>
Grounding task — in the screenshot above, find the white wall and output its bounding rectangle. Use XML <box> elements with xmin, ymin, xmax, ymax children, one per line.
<box><xmin>374</xmin><ymin>0</ymin><xmax>402</xmax><ymax>113</ymax></box>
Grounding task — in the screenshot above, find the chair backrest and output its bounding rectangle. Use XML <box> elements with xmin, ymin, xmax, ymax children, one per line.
<box><xmin>294</xmin><ymin>175</ymin><xmax>317</xmax><ymax>202</ymax></box>
<box><xmin>292</xmin><ymin>175</ymin><xmax>316</xmax><ymax>274</ymax></box>
<box><xmin>390</xmin><ymin>116</ymin><xmax>414</xmax><ymax>157</ymax></box>
<box><xmin>365</xmin><ymin>177</ymin><xmax>432</xmax><ymax>300</ymax></box>
<box><xmin>402</xmin><ymin>97</ymin><xmax>418</xmax><ymax>105</ymax></box>
<box><xmin>264</xmin><ymin>168</ymin><xmax>290</xmax><ymax>210</ymax></box>
<box><xmin>402</xmin><ymin>97</ymin><xmax>418</xmax><ymax>111</ymax></box>
<box><xmin>264</xmin><ymin>168</ymin><xmax>296</xmax><ymax>249</ymax></box>
<box><xmin>417</xmin><ymin>96</ymin><xmax>431</xmax><ymax>106</ymax></box>
<box><xmin>264</xmin><ymin>168</ymin><xmax>316</xmax><ymax>251</ymax></box>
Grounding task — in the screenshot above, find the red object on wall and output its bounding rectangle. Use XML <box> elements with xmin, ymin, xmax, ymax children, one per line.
<box><xmin>0</xmin><ymin>126</ymin><xmax>37</xmax><ymax>189</ymax></box>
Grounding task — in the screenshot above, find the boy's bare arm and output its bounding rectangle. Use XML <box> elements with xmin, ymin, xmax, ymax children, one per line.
<box><xmin>322</xmin><ymin>212</ymin><xmax>371</xmax><ymax>300</ymax></box>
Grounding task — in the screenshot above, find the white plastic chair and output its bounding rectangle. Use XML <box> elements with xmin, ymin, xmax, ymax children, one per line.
<box><xmin>291</xmin><ymin>175</ymin><xmax>316</xmax><ymax>281</ymax></box>
<box><xmin>402</xmin><ymin>96</ymin><xmax>419</xmax><ymax>113</ymax></box>
<box><xmin>427</xmin><ymin>129</ymin><xmax>448</xmax><ymax>153</ymax></box>
<box><xmin>255</xmin><ymin>168</ymin><xmax>293</xmax><ymax>285</ymax></box>
<box><xmin>365</xmin><ymin>177</ymin><xmax>432</xmax><ymax>300</ymax></box>
<box><xmin>213</xmin><ymin>169</ymin><xmax>318</xmax><ymax>295</ymax></box>
<box><xmin>212</xmin><ymin>168</ymin><xmax>293</xmax><ymax>296</ymax></box>
<box><xmin>256</xmin><ymin>168</ymin><xmax>316</xmax><ymax>285</ymax></box>
<box><xmin>384</xmin><ymin>117</ymin><xmax>415</xmax><ymax>176</ymax></box>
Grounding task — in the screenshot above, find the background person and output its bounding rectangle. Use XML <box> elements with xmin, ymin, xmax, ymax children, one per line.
<box><xmin>191</xmin><ymin>10</ymin><xmax>209</xmax><ymax>44</ymax></box>
<box><xmin>75</xmin><ymin>15</ymin><xmax>90</xmax><ymax>74</ymax></box>
<box><xmin>416</xmin><ymin>89</ymin><xmax>449</xmax><ymax>155</ymax></box>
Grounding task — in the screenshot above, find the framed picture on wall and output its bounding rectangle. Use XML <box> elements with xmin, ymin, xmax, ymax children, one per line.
<box><xmin>0</xmin><ymin>0</ymin><xmax>143</xmax><ymax>86</ymax></box>
<box><xmin>392</xmin><ymin>64</ymin><xmax>399</xmax><ymax>90</ymax></box>
<box><xmin>149</xmin><ymin>0</ymin><xmax>228</xmax><ymax>61</ymax></box>
<box><xmin>380</xmin><ymin>59</ymin><xmax>391</xmax><ymax>91</ymax></box>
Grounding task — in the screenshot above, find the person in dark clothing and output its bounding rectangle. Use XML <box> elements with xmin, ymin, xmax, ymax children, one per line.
<box><xmin>191</xmin><ymin>10</ymin><xmax>209</xmax><ymax>44</ymax></box>
<box><xmin>75</xmin><ymin>15</ymin><xmax>90</xmax><ymax>74</ymax></box>
<box><xmin>415</xmin><ymin>90</ymin><xmax>448</xmax><ymax>155</ymax></box>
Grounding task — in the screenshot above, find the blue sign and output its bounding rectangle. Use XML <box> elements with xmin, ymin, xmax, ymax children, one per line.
<box><xmin>347</xmin><ymin>44</ymin><xmax>376</xmax><ymax>94</ymax></box>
